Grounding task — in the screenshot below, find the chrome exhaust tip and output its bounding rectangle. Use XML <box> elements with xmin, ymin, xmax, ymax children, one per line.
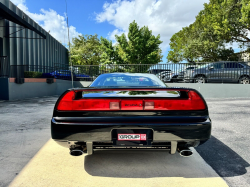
<box><xmin>179</xmin><ymin>148</ymin><xmax>193</xmax><ymax>157</ymax></box>
<box><xmin>70</xmin><ymin>149</ymin><xmax>84</xmax><ymax>156</ymax></box>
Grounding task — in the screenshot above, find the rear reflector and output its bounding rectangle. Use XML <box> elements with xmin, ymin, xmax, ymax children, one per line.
<box><xmin>144</xmin><ymin>101</ymin><xmax>154</xmax><ymax>110</ymax></box>
<box><xmin>110</xmin><ymin>102</ymin><xmax>120</xmax><ymax>110</ymax></box>
<box><xmin>56</xmin><ymin>90</ymin><xmax>206</xmax><ymax>111</ymax></box>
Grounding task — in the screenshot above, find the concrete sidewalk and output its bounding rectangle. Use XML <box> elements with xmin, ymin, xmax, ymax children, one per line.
<box><xmin>9</xmin><ymin>139</ymin><xmax>228</xmax><ymax>187</ymax></box>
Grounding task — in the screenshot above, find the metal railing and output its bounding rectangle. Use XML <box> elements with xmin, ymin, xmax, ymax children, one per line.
<box><xmin>73</xmin><ymin>64</ymin><xmax>155</xmax><ymax>81</ymax></box>
<box><xmin>6</xmin><ymin>61</ymin><xmax>250</xmax><ymax>84</ymax></box>
<box><xmin>10</xmin><ymin>65</ymin><xmax>55</xmax><ymax>79</ymax></box>
<box><xmin>0</xmin><ymin>56</ymin><xmax>9</xmax><ymax>77</ymax></box>
<box><xmin>9</xmin><ymin>64</ymin><xmax>92</xmax><ymax>81</ymax></box>
<box><xmin>72</xmin><ymin>62</ymin><xmax>250</xmax><ymax>83</ymax></box>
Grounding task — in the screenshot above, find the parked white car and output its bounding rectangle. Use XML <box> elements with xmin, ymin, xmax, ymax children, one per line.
<box><xmin>157</xmin><ymin>70</ymin><xmax>178</xmax><ymax>82</ymax></box>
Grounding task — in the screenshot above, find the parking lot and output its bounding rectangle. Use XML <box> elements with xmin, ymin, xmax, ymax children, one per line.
<box><xmin>0</xmin><ymin>97</ymin><xmax>250</xmax><ymax>187</ymax></box>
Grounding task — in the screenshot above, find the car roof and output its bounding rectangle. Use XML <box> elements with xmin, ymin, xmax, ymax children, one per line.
<box><xmin>102</xmin><ymin>73</ymin><xmax>155</xmax><ymax>76</ymax></box>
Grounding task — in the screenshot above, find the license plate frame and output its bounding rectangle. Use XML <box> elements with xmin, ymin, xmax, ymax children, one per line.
<box><xmin>117</xmin><ymin>134</ymin><xmax>147</xmax><ymax>141</ymax></box>
<box><xmin>112</xmin><ymin>129</ymin><xmax>153</xmax><ymax>146</ymax></box>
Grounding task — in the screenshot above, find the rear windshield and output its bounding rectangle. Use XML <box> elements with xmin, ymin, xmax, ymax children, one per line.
<box><xmin>90</xmin><ymin>73</ymin><xmax>166</xmax><ymax>87</ymax></box>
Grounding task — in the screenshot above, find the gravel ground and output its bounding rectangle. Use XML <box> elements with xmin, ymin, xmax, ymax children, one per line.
<box><xmin>0</xmin><ymin>96</ymin><xmax>250</xmax><ymax>187</ymax></box>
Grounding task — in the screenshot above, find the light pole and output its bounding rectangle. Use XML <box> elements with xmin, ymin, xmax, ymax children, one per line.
<box><xmin>65</xmin><ymin>0</ymin><xmax>74</xmax><ymax>88</ymax></box>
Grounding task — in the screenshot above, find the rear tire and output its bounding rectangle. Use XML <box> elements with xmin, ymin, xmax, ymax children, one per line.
<box><xmin>195</xmin><ymin>75</ymin><xmax>206</xmax><ymax>83</ymax></box>
<box><xmin>239</xmin><ymin>76</ymin><xmax>250</xmax><ymax>84</ymax></box>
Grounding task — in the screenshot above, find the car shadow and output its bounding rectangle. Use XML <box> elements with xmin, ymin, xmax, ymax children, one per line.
<box><xmin>84</xmin><ymin>136</ymin><xmax>249</xmax><ymax>178</ymax></box>
<box><xmin>195</xmin><ymin>136</ymin><xmax>250</xmax><ymax>177</ymax></box>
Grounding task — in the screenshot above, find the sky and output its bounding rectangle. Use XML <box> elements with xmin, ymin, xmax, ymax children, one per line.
<box><xmin>11</xmin><ymin>0</ymin><xmax>210</xmax><ymax>63</ymax></box>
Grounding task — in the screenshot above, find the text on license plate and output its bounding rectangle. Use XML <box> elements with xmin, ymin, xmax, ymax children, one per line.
<box><xmin>118</xmin><ymin>134</ymin><xmax>147</xmax><ymax>141</ymax></box>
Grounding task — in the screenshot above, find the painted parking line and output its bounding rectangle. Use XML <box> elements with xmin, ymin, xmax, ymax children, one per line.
<box><xmin>9</xmin><ymin>139</ymin><xmax>228</xmax><ymax>187</ymax></box>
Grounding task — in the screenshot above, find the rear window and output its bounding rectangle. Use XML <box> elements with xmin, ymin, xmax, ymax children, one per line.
<box><xmin>224</xmin><ymin>63</ymin><xmax>244</xmax><ymax>68</ymax></box>
<box><xmin>81</xmin><ymin>90</ymin><xmax>180</xmax><ymax>98</ymax></box>
<box><xmin>90</xmin><ymin>73</ymin><xmax>166</xmax><ymax>87</ymax></box>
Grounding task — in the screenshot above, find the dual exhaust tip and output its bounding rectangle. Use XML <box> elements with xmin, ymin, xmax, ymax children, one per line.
<box><xmin>70</xmin><ymin>147</ymin><xmax>193</xmax><ymax>157</ymax></box>
<box><xmin>70</xmin><ymin>149</ymin><xmax>84</xmax><ymax>156</ymax></box>
<box><xmin>179</xmin><ymin>148</ymin><xmax>193</xmax><ymax>157</ymax></box>
<box><xmin>70</xmin><ymin>147</ymin><xmax>87</xmax><ymax>156</ymax></box>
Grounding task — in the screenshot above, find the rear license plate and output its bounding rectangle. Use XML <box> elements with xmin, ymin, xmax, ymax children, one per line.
<box><xmin>118</xmin><ymin>134</ymin><xmax>147</xmax><ymax>141</ymax></box>
<box><xmin>112</xmin><ymin>129</ymin><xmax>153</xmax><ymax>146</ymax></box>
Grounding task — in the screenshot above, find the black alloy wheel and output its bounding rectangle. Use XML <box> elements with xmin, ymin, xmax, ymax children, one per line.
<box><xmin>195</xmin><ymin>75</ymin><xmax>206</xmax><ymax>84</ymax></box>
<box><xmin>239</xmin><ymin>76</ymin><xmax>250</xmax><ymax>84</ymax></box>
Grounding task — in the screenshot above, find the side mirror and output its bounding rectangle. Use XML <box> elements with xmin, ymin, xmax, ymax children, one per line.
<box><xmin>209</xmin><ymin>66</ymin><xmax>214</xmax><ymax>70</ymax></box>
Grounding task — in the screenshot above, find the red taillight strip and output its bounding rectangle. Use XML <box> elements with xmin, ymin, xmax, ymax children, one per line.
<box><xmin>57</xmin><ymin>91</ymin><xmax>76</xmax><ymax>111</ymax></box>
<box><xmin>70</xmin><ymin>88</ymin><xmax>193</xmax><ymax>92</ymax></box>
<box><xmin>57</xmin><ymin>89</ymin><xmax>206</xmax><ymax>111</ymax></box>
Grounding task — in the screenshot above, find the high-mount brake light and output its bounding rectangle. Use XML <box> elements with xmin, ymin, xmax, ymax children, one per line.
<box><xmin>57</xmin><ymin>89</ymin><xmax>206</xmax><ymax>111</ymax></box>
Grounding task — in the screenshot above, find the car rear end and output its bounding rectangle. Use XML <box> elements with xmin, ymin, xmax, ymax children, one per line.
<box><xmin>180</xmin><ymin>66</ymin><xmax>197</xmax><ymax>81</ymax></box>
<box><xmin>51</xmin><ymin>87</ymin><xmax>211</xmax><ymax>156</ymax></box>
<box><xmin>184</xmin><ymin>70</ymin><xmax>195</xmax><ymax>82</ymax></box>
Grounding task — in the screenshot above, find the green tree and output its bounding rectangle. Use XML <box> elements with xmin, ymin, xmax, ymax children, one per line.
<box><xmin>167</xmin><ymin>0</ymin><xmax>250</xmax><ymax>63</ymax></box>
<box><xmin>70</xmin><ymin>34</ymin><xmax>102</xmax><ymax>65</ymax></box>
<box><xmin>98</xmin><ymin>21</ymin><xmax>163</xmax><ymax>72</ymax></box>
<box><xmin>116</xmin><ymin>21</ymin><xmax>163</xmax><ymax>65</ymax></box>
<box><xmin>99</xmin><ymin>37</ymin><xmax>123</xmax><ymax>65</ymax></box>
<box><xmin>205</xmin><ymin>0</ymin><xmax>250</xmax><ymax>45</ymax></box>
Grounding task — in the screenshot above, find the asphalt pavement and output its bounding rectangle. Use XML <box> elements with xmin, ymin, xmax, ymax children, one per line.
<box><xmin>0</xmin><ymin>96</ymin><xmax>250</xmax><ymax>187</ymax></box>
<box><xmin>197</xmin><ymin>98</ymin><xmax>250</xmax><ymax>187</ymax></box>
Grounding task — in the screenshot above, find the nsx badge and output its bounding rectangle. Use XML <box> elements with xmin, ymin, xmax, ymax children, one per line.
<box><xmin>125</xmin><ymin>104</ymin><xmax>142</xmax><ymax>106</ymax></box>
<box><xmin>118</xmin><ymin>134</ymin><xmax>147</xmax><ymax>141</ymax></box>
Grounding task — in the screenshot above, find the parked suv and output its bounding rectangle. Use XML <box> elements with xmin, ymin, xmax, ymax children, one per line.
<box><xmin>184</xmin><ymin>62</ymin><xmax>250</xmax><ymax>84</ymax></box>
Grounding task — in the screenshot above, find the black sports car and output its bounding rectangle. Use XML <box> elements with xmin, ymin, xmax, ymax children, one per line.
<box><xmin>51</xmin><ymin>73</ymin><xmax>211</xmax><ymax>157</ymax></box>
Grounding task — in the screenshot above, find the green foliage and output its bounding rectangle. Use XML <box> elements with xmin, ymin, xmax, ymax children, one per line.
<box><xmin>24</xmin><ymin>71</ymin><xmax>43</xmax><ymax>78</ymax></box>
<box><xmin>71</xmin><ymin>21</ymin><xmax>163</xmax><ymax>68</ymax></box>
<box><xmin>70</xmin><ymin>34</ymin><xmax>102</xmax><ymax>65</ymax></box>
<box><xmin>99</xmin><ymin>21</ymin><xmax>163</xmax><ymax>68</ymax></box>
<box><xmin>116</xmin><ymin>21</ymin><xmax>163</xmax><ymax>65</ymax></box>
<box><xmin>167</xmin><ymin>0</ymin><xmax>250</xmax><ymax>63</ymax></box>
<box><xmin>100</xmin><ymin>37</ymin><xmax>123</xmax><ymax>65</ymax></box>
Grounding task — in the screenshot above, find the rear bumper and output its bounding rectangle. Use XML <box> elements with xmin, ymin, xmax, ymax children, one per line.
<box><xmin>51</xmin><ymin>117</ymin><xmax>211</xmax><ymax>147</ymax></box>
